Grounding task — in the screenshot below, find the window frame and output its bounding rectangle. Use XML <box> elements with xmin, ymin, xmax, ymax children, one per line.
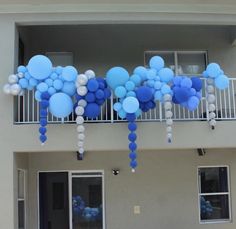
<box><xmin>197</xmin><ymin>165</ymin><xmax>232</xmax><ymax>224</ymax></box>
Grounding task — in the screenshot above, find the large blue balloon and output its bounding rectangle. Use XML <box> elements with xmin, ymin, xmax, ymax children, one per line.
<box><xmin>49</xmin><ymin>93</ymin><xmax>73</xmax><ymax>118</ymax></box>
<box><xmin>206</xmin><ymin>63</ymin><xmax>221</xmax><ymax>78</ymax></box>
<box><xmin>159</xmin><ymin>68</ymin><xmax>174</xmax><ymax>83</ymax></box>
<box><xmin>136</xmin><ymin>86</ymin><xmax>153</xmax><ymax>103</ymax></box>
<box><xmin>84</xmin><ymin>103</ymin><xmax>101</xmax><ymax>118</ymax></box>
<box><xmin>106</xmin><ymin>67</ymin><xmax>129</xmax><ymax>90</ymax></box>
<box><xmin>61</xmin><ymin>66</ymin><xmax>78</xmax><ymax>82</ymax></box>
<box><xmin>149</xmin><ymin>56</ymin><xmax>165</xmax><ymax>71</ymax></box>
<box><xmin>191</xmin><ymin>77</ymin><xmax>202</xmax><ymax>92</ymax></box>
<box><xmin>122</xmin><ymin>97</ymin><xmax>139</xmax><ymax>113</ymax></box>
<box><xmin>27</xmin><ymin>55</ymin><xmax>53</xmax><ymax>80</ymax></box>
<box><xmin>174</xmin><ymin>87</ymin><xmax>190</xmax><ymax>103</ymax></box>
<box><xmin>215</xmin><ymin>75</ymin><xmax>229</xmax><ymax>90</ymax></box>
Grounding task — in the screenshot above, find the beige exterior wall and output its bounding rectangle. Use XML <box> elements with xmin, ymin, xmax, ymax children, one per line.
<box><xmin>1</xmin><ymin>5</ymin><xmax>236</xmax><ymax>229</ymax></box>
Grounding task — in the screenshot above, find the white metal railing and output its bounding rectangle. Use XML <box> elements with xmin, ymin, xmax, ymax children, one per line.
<box><xmin>14</xmin><ymin>78</ymin><xmax>236</xmax><ymax>124</ymax></box>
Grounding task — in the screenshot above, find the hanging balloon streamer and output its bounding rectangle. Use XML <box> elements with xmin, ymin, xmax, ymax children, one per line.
<box><xmin>203</xmin><ymin>63</ymin><xmax>230</xmax><ymax>129</ymax></box>
<box><xmin>163</xmin><ymin>94</ymin><xmax>173</xmax><ymax>143</ymax></box>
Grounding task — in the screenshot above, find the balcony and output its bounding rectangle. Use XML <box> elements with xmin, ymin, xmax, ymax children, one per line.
<box><xmin>14</xmin><ymin>78</ymin><xmax>236</xmax><ymax>124</ymax></box>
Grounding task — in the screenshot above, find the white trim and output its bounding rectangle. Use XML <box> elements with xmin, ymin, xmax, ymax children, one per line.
<box><xmin>197</xmin><ymin>165</ymin><xmax>232</xmax><ymax>224</ymax></box>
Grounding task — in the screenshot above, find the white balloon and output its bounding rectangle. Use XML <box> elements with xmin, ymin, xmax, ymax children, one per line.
<box><xmin>78</xmin><ymin>99</ymin><xmax>87</xmax><ymax>107</ymax></box>
<box><xmin>3</xmin><ymin>84</ymin><xmax>11</xmax><ymax>94</ymax></box>
<box><xmin>207</xmin><ymin>94</ymin><xmax>216</xmax><ymax>103</ymax></box>
<box><xmin>166</xmin><ymin>126</ymin><xmax>172</xmax><ymax>133</ymax></box>
<box><xmin>165</xmin><ymin>111</ymin><xmax>173</xmax><ymax>118</ymax></box>
<box><xmin>209</xmin><ymin>112</ymin><xmax>216</xmax><ymax>119</ymax></box>
<box><xmin>207</xmin><ymin>85</ymin><xmax>214</xmax><ymax>94</ymax></box>
<box><xmin>164</xmin><ymin>102</ymin><xmax>172</xmax><ymax>110</ymax></box>
<box><xmin>78</xmin><ymin>133</ymin><xmax>85</xmax><ymax>140</ymax></box>
<box><xmin>208</xmin><ymin>104</ymin><xmax>216</xmax><ymax>112</ymax></box>
<box><xmin>75</xmin><ymin>106</ymin><xmax>84</xmax><ymax>116</ymax></box>
<box><xmin>207</xmin><ymin>78</ymin><xmax>214</xmax><ymax>85</ymax></box>
<box><xmin>76</xmin><ymin>116</ymin><xmax>84</xmax><ymax>125</ymax></box>
<box><xmin>85</xmin><ymin>69</ymin><xmax>95</xmax><ymax>79</ymax></box>
<box><xmin>78</xmin><ymin>148</ymin><xmax>84</xmax><ymax>154</ymax></box>
<box><xmin>8</xmin><ymin>74</ymin><xmax>18</xmax><ymax>84</ymax></box>
<box><xmin>77</xmin><ymin>125</ymin><xmax>85</xmax><ymax>132</ymax></box>
<box><xmin>209</xmin><ymin>119</ymin><xmax>216</xmax><ymax>126</ymax></box>
<box><xmin>166</xmin><ymin>119</ymin><xmax>173</xmax><ymax>126</ymax></box>
<box><xmin>163</xmin><ymin>94</ymin><xmax>172</xmax><ymax>102</ymax></box>
<box><xmin>77</xmin><ymin>86</ymin><xmax>88</xmax><ymax>96</ymax></box>
<box><xmin>167</xmin><ymin>133</ymin><xmax>172</xmax><ymax>139</ymax></box>
<box><xmin>77</xmin><ymin>74</ymin><xmax>88</xmax><ymax>86</ymax></box>
<box><xmin>10</xmin><ymin>84</ymin><xmax>21</xmax><ymax>95</ymax></box>
<box><xmin>77</xmin><ymin>141</ymin><xmax>84</xmax><ymax>148</ymax></box>
<box><xmin>17</xmin><ymin>72</ymin><xmax>24</xmax><ymax>78</ymax></box>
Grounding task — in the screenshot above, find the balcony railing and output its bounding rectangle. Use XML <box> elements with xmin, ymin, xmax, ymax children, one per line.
<box><xmin>14</xmin><ymin>78</ymin><xmax>236</xmax><ymax>124</ymax></box>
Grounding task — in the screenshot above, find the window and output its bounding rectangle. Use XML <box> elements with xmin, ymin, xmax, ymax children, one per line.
<box><xmin>198</xmin><ymin>166</ymin><xmax>231</xmax><ymax>223</ymax></box>
<box><xmin>17</xmin><ymin>169</ymin><xmax>26</xmax><ymax>229</ymax></box>
<box><xmin>144</xmin><ymin>50</ymin><xmax>208</xmax><ymax>76</ymax></box>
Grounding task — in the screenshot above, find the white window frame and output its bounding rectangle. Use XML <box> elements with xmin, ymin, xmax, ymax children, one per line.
<box><xmin>144</xmin><ymin>50</ymin><xmax>208</xmax><ymax>76</ymax></box>
<box><xmin>17</xmin><ymin>169</ymin><xmax>27</xmax><ymax>229</ymax></box>
<box><xmin>197</xmin><ymin>165</ymin><xmax>231</xmax><ymax>224</ymax></box>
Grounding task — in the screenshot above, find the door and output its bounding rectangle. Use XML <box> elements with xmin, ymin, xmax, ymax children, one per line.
<box><xmin>39</xmin><ymin>172</ymin><xmax>69</xmax><ymax>229</ymax></box>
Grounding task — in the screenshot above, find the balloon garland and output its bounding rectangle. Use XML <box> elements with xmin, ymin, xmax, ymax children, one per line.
<box><xmin>2</xmin><ymin>54</ymin><xmax>231</xmax><ymax>171</ymax></box>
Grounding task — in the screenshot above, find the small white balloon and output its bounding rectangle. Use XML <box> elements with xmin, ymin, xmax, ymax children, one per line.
<box><xmin>77</xmin><ymin>86</ymin><xmax>88</xmax><ymax>96</ymax></box>
<box><xmin>209</xmin><ymin>112</ymin><xmax>216</xmax><ymax>119</ymax></box>
<box><xmin>78</xmin><ymin>133</ymin><xmax>85</xmax><ymax>140</ymax></box>
<box><xmin>207</xmin><ymin>94</ymin><xmax>216</xmax><ymax>103</ymax></box>
<box><xmin>78</xmin><ymin>148</ymin><xmax>84</xmax><ymax>154</ymax></box>
<box><xmin>78</xmin><ymin>99</ymin><xmax>87</xmax><ymax>108</ymax></box>
<box><xmin>163</xmin><ymin>94</ymin><xmax>172</xmax><ymax>102</ymax></box>
<box><xmin>166</xmin><ymin>119</ymin><xmax>173</xmax><ymax>126</ymax></box>
<box><xmin>77</xmin><ymin>141</ymin><xmax>84</xmax><ymax>148</ymax></box>
<box><xmin>8</xmin><ymin>74</ymin><xmax>18</xmax><ymax>84</ymax></box>
<box><xmin>76</xmin><ymin>116</ymin><xmax>84</xmax><ymax>125</ymax></box>
<box><xmin>165</xmin><ymin>111</ymin><xmax>173</xmax><ymax>119</ymax></box>
<box><xmin>10</xmin><ymin>84</ymin><xmax>21</xmax><ymax>95</ymax></box>
<box><xmin>164</xmin><ymin>102</ymin><xmax>172</xmax><ymax>110</ymax></box>
<box><xmin>75</xmin><ymin>106</ymin><xmax>84</xmax><ymax>116</ymax></box>
<box><xmin>209</xmin><ymin>119</ymin><xmax>217</xmax><ymax>126</ymax></box>
<box><xmin>166</xmin><ymin>126</ymin><xmax>172</xmax><ymax>133</ymax></box>
<box><xmin>85</xmin><ymin>69</ymin><xmax>95</xmax><ymax>79</ymax></box>
<box><xmin>17</xmin><ymin>72</ymin><xmax>24</xmax><ymax>78</ymax></box>
<box><xmin>77</xmin><ymin>125</ymin><xmax>85</xmax><ymax>132</ymax></box>
<box><xmin>77</xmin><ymin>74</ymin><xmax>88</xmax><ymax>86</ymax></box>
<box><xmin>207</xmin><ymin>78</ymin><xmax>214</xmax><ymax>85</ymax></box>
<box><xmin>167</xmin><ymin>133</ymin><xmax>172</xmax><ymax>139</ymax></box>
<box><xmin>208</xmin><ymin>104</ymin><xmax>216</xmax><ymax>112</ymax></box>
<box><xmin>3</xmin><ymin>84</ymin><xmax>11</xmax><ymax>94</ymax></box>
<box><xmin>207</xmin><ymin>85</ymin><xmax>214</xmax><ymax>94</ymax></box>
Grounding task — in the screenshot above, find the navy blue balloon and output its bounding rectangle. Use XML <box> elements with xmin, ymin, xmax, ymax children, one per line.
<box><xmin>104</xmin><ymin>88</ymin><xmax>111</xmax><ymax>99</ymax></box>
<box><xmin>126</xmin><ymin>113</ymin><xmax>136</xmax><ymax>122</ymax></box>
<box><xmin>41</xmin><ymin>92</ymin><xmax>50</xmax><ymax>100</ymax></box>
<box><xmin>130</xmin><ymin>160</ymin><xmax>138</xmax><ymax>168</ymax></box>
<box><xmin>95</xmin><ymin>89</ymin><xmax>105</xmax><ymax>99</ymax></box>
<box><xmin>85</xmin><ymin>92</ymin><xmax>96</xmax><ymax>103</ymax></box>
<box><xmin>99</xmin><ymin>82</ymin><xmax>105</xmax><ymax>89</ymax></box>
<box><xmin>174</xmin><ymin>87</ymin><xmax>190</xmax><ymax>103</ymax></box>
<box><xmin>136</xmin><ymin>86</ymin><xmax>152</xmax><ymax>102</ymax></box>
<box><xmin>96</xmin><ymin>99</ymin><xmax>105</xmax><ymax>105</ymax></box>
<box><xmin>84</xmin><ymin>103</ymin><xmax>101</xmax><ymax>118</ymax></box>
<box><xmin>76</xmin><ymin>94</ymin><xmax>84</xmax><ymax>101</ymax></box>
<box><xmin>87</xmin><ymin>79</ymin><xmax>99</xmax><ymax>92</ymax></box>
<box><xmin>129</xmin><ymin>142</ymin><xmax>137</xmax><ymax>151</ymax></box>
<box><xmin>172</xmin><ymin>96</ymin><xmax>179</xmax><ymax>104</ymax></box>
<box><xmin>40</xmin><ymin>118</ymin><xmax>47</xmax><ymax>126</ymax></box>
<box><xmin>40</xmin><ymin>134</ymin><xmax>47</xmax><ymax>143</ymax></box>
<box><xmin>129</xmin><ymin>152</ymin><xmax>137</xmax><ymax>160</ymax></box>
<box><xmin>191</xmin><ymin>77</ymin><xmax>202</xmax><ymax>92</ymax></box>
<box><xmin>40</xmin><ymin>109</ymin><xmax>47</xmax><ymax>117</ymax></box>
<box><xmin>40</xmin><ymin>100</ymin><xmax>49</xmax><ymax>109</ymax></box>
<box><xmin>39</xmin><ymin>127</ymin><xmax>47</xmax><ymax>135</ymax></box>
<box><xmin>128</xmin><ymin>122</ymin><xmax>137</xmax><ymax>131</ymax></box>
<box><xmin>128</xmin><ymin>132</ymin><xmax>137</xmax><ymax>142</ymax></box>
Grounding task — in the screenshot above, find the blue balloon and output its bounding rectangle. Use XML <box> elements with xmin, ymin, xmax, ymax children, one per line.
<box><xmin>48</xmin><ymin>87</ymin><xmax>56</xmax><ymax>95</ymax></box>
<box><xmin>49</xmin><ymin>93</ymin><xmax>73</xmax><ymax>118</ymax></box>
<box><xmin>128</xmin><ymin>122</ymin><xmax>137</xmax><ymax>131</ymax></box>
<box><xmin>103</xmin><ymin>88</ymin><xmax>111</xmax><ymax>99</ymax></box>
<box><xmin>146</xmin><ymin>100</ymin><xmax>156</xmax><ymax>109</ymax></box>
<box><xmin>24</xmin><ymin>72</ymin><xmax>31</xmax><ymax>80</ymax></box>
<box><xmin>174</xmin><ymin>87</ymin><xmax>190</xmax><ymax>103</ymax></box>
<box><xmin>133</xmin><ymin>66</ymin><xmax>147</xmax><ymax>81</ymax></box>
<box><xmin>85</xmin><ymin>92</ymin><xmax>96</xmax><ymax>103</ymax></box>
<box><xmin>40</xmin><ymin>118</ymin><xmax>47</xmax><ymax>126</ymax></box>
<box><xmin>125</xmin><ymin>81</ymin><xmax>135</xmax><ymax>91</ymax></box>
<box><xmin>128</xmin><ymin>132</ymin><xmax>137</xmax><ymax>142</ymax></box>
<box><xmin>122</xmin><ymin>97</ymin><xmax>139</xmax><ymax>113</ymax></box>
<box><xmin>130</xmin><ymin>160</ymin><xmax>137</xmax><ymax>168</ymax></box>
<box><xmin>40</xmin><ymin>100</ymin><xmax>49</xmax><ymax>109</ymax></box>
<box><xmin>115</xmin><ymin>86</ymin><xmax>127</xmax><ymax>98</ymax></box>
<box><xmin>136</xmin><ymin>86</ymin><xmax>153</xmax><ymax>102</ymax></box>
<box><xmin>206</xmin><ymin>63</ymin><xmax>221</xmax><ymax>78</ymax></box>
<box><xmin>27</xmin><ymin>55</ymin><xmax>52</xmax><ymax>80</ymax></box>
<box><xmin>130</xmin><ymin>74</ymin><xmax>141</xmax><ymax>86</ymax></box>
<box><xmin>87</xmin><ymin>79</ymin><xmax>99</xmax><ymax>92</ymax></box>
<box><xmin>99</xmin><ymin>82</ymin><xmax>105</xmax><ymax>89</ymax></box>
<box><xmin>41</xmin><ymin>92</ymin><xmax>50</xmax><ymax>100</ymax></box>
<box><xmin>37</xmin><ymin>82</ymin><xmax>48</xmax><ymax>93</ymax></box>
<box><xmin>180</xmin><ymin>77</ymin><xmax>192</xmax><ymax>88</ymax></box>
<box><xmin>126</xmin><ymin>113</ymin><xmax>136</xmax><ymax>122</ymax></box>
<box><xmin>118</xmin><ymin>109</ymin><xmax>127</xmax><ymax>119</ymax></box>
<box><xmin>62</xmin><ymin>81</ymin><xmax>76</xmax><ymax>96</ymax></box>
<box><xmin>187</xmin><ymin>96</ymin><xmax>200</xmax><ymax>111</ymax></box>
<box><xmin>159</xmin><ymin>68</ymin><xmax>174</xmax><ymax>83</ymax></box>
<box><xmin>215</xmin><ymin>75</ymin><xmax>229</xmax><ymax>90</ymax></box>
<box><xmin>96</xmin><ymin>98</ymin><xmax>105</xmax><ymax>105</ymax></box>
<box><xmin>53</xmin><ymin>79</ymin><xmax>63</xmax><ymax>90</ymax></box>
<box><xmin>28</xmin><ymin>78</ymin><xmax>38</xmax><ymax>87</ymax></box>
<box><xmin>95</xmin><ymin>89</ymin><xmax>105</xmax><ymax>99</ymax></box>
<box><xmin>84</xmin><ymin>103</ymin><xmax>101</xmax><ymax>118</ymax></box>
<box><xmin>147</xmin><ymin>79</ymin><xmax>155</xmax><ymax>87</ymax></box>
<box><xmin>113</xmin><ymin>102</ymin><xmax>122</xmax><ymax>111</ymax></box>
<box><xmin>173</xmin><ymin>76</ymin><xmax>182</xmax><ymax>86</ymax></box>
<box><xmin>19</xmin><ymin>78</ymin><xmax>29</xmax><ymax>89</ymax></box>
<box><xmin>126</xmin><ymin>91</ymin><xmax>136</xmax><ymax>97</ymax></box>
<box><xmin>149</xmin><ymin>56</ymin><xmax>165</xmax><ymax>71</ymax></box>
<box><xmin>35</xmin><ymin>90</ymin><xmax>42</xmax><ymax>101</ymax></box>
<box><xmin>39</xmin><ymin>134</ymin><xmax>47</xmax><ymax>143</ymax></box>
<box><xmin>129</xmin><ymin>142</ymin><xmax>137</xmax><ymax>151</ymax></box>
<box><xmin>191</xmin><ymin>77</ymin><xmax>202</xmax><ymax>91</ymax></box>
<box><xmin>189</xmin><ymin>88</ymin><xmax>197</xmax><ymax>96</ymax></box>
<box><xmin>61</xmin><ymin>66</ymin><xmax>78</xmax><ymax>82</ymax></box>
<box><xmin>39</xmin><ymin>127</ymin><xmax>47</xmax><ymax>134</ymax></box>
<box><xmin>40</xmin><ymin>109</ymin><xmax>47</xmax><ymax>118</ymax></box>
<box><xmin>45</xmin><ymin>78</ymin><xmax>53</xmax><ymax>87</ymax></box>
<box><xmin>146</xmin><ymin>69</ymin><xmax>157</xmax><ymax>80</ymax></box>
<box><xmin>50</xmin><ymin>72</ymin><xmax>58</xmax><ymax>80</ymax></box>
<box><xmin>154</xmin><ymin>90</ymin><xmax>162</xmax><ymax>101</ymax></box>
<box><xmin>154</xmin><ymin>81</ymin><xmax>162</xmax><ymax>90</ymax></box>
<box><xmin>106</xmin><ymin>67</ymin><xmax>129</xmax><ymax>90</ymax></box>
<box><xmin>55</xmin><ymin>66</ymin><xmax>63</xmax><ymax>75</ymax></box>
<box><xmin>129</xmin><ymin>152</ymin><xmax>137</xmax><ymax>160</ymax></box>
<box><xmin>17</xmin><ymin>65</ymin><xmax>27</xmax><ymax>73</ymax></box>
<box><xmin>161</xmin><ymin>84</ymin><xmax>171</xmax><ymax>94</ymax></box>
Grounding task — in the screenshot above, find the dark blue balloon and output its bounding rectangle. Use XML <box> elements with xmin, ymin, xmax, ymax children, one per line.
<box><xmin>128</xmin><ymin>132</ymin><xmax>137</xmax><ymax>142</ymax></box>
<box><xmin>76</xmin><ymin>94</ymin><xmax>84</xmax><ymax>101</ymax></box>
<box><xmin>41</xmin><ymin>92</ymin><xmax>50</xmax><ymax>100</ymax></box>
<box><xmin>126</xmin><ymin>113</ymin><xmax>136</xmax><ymax>122</ymax></box>
<box><xmin>96</xmin><ymin>99</ymin><xmax>105</xmax><ymax>105</ymax></box>
<box><xmin>191</xmin><ymin>77</ymin><xmax>202</xmax><ymax>92</ymax></box>
<box><xmin>40</xmin><ymin>100</ymin><xmax>49</xmax><ymax>109</ymax></box>
<box><xmin>40</xmin><ymin>118</ymin><xmax>47</xmax><ymax>126</ymax></box>
<box><xmin>40</xmin><ymin>134</ymin><xmax>47</xmax><ymax>143</ymax></box>
<box><xmin>172</xmin><ymin>96</ymin><xmax>179</xmax><ymax>104</ymax></box>
<box><xmin>85</xmin><ymin>92</ymin><xmax>96</xmax><ymax>103</ymax></box>
<box><xmin>84</xmin><ymin>103</ymin><xmax>101</xmax><ymax>119</ymax></box>
<box><xmin>87</xmin><ymin>79</ymin><xmax>99</xmax><ymax>92</ymax></box>
<box><xmin>99</xmin><ymin>82</ymin><xmax>105</xmax><ymax>89</ymax></box>
<box><xmin>130</xmin><ymin>160</ymin><xmax>138</xmax><ymax>168</ymax></box>
<box><xmin>95</xmin><ymin>89</ymin><xmax>105</xmax><ymax>99</ymax></box>
<box><xmin>128</xmin><ymin>122</ymin><xmax>137</xmax><ymax>131</ymax></box>
<box><xmin>40</xmin><ymin>109</ymin><xmax>47</xmax><ymax>117</ymax></box>
<box><xmin>136</xmin><ymin>86</ymin><xmax>153</xmax><ymax>102</ymax></box>
<box><xmin>39</xmin><ymin>127</ymin><xmax>47</xmax><ymax>134</ymax></box>
<box><xmin>129</xmin><ymin>142</ymin><xmax>137</xmax><ymax>151</ymax></box>
<box><xmin>104</xmin><ymin>88</ymin><xmax>111</xmax><ymax>99</ymax></box>
<box><xmin>174</xmin><ymin>87</ymin><xmax>190</xmax><ymax>103</ymax></box>
<box><xmin>129</xmin><ymin>152</ymin><xmax>137</xmax><ymax>160</ymax></box>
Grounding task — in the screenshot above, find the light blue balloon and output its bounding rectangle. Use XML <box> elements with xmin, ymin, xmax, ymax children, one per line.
<box><xmin>161</xmin><ymin>84</ymin><xmax>171</xmax><ymax>94</ymax></box>
<box><xmin>133</xmin><ymin>66</ymin><xmax>147</xmax><ymax>81</ymax></box>
<box><xmin>126</xmin><ymin>91</ymin><xmax>136</xmax><ymax>97</ymax></box>
<box><xmin>61</xmin><ymin>66</ymin><xmax>78</xmax><ymax>82</ymax></box>
<box><xmin>113</xmin><ymin>102</ymin><xmax>122</xmax><ymax>112</ymax></box>
<box><xmin>62</xmin><ymin>81</ymin><xmax>76</xmax><ymax>96</ymax></box>
<box><xmin>106</xmin><ymin>67</ymin><xmax>129</xmax><ymax>90</ymax></box>
<box><xmin>19</xmin><ymin>78</ymin><xmax>29</xmax><ymax>89</ymax></box>
<box><xmin>215</xmin><ymin>75</ymin><xmax>229</xmax><ymax>90</ymax></box>
<box><xmin>53</xmin><ymin>79</ymin><xmax>63</xmax><ymax>90</ymax></box>
<box><xmin>122</xmin><ymin>97</ymin><xmax>139</xmax><ymax>113</ymax></box>
<box><xmin>48</xmin><ymin>87</ymin><xmax>56</xmax><ymax>95</ymax></box>
<box><xmin>35</xmin><ymin>90</ymin><xmax>42</xmax><ymax>101</ymax></box>
<box><xmin>49</xmin><ymin>93</ymin><xmax>73</xmax><ymax>118</ymax></box>
<box><xmin>187</xmin><ymin>96</ymin><xmax>200</xmax><ymax>111</ymax></box>
<box><xmin>118</xmin><ymin>109</ymin><xmax>127</xmax><ymax>119</ymax></box>
<box><xmin>147</xmin><ymin>79</ymin><xmax>155</xmax><ymax>87</ymax></box>
<box><xmin>50</xmin><ymin>72</ymin><xmax>58</xmax><ymax>80</ymax></box>
<box><xmin>130</xmin><ymin>74</ymin><xmax>141</xmax><ymax>86</ymax></box>
<box><xmin>27</xmin><ymin>55</ymin><xmax>52</xmax><ymax>80</ymax></box>
<box><xmin>149</xmin><ymin>56</ymin><xmax>165</xmax><ymax>71</ymax></box>
<box><xmin>173</xmin><ymin>76</ymin><xmax>182</xmax><ymax>85</ymax></box>
<box><xmin>206</xmin><ymin>63</ymin><xmax>221</xmax><ymax>78</ymax></box>
<box><xmin>56</xmin><ymin>66</ymin><xmax>63</xmax><ymax>75</ymax></box>
<box><xmin>29</xmin><ymin>78</ymin><xmax>38</xmax><ymax>87</ymax></box>
<box><xmin>154</xmin><ymin>81</ymin><xmax>162</xmax><ymax>90</ymax></box>
<box><xmin>146</xmin><ymin>69</ymin><xmax>157</xmax><ymax>80</ymax></box>
<box><xmin>37</xmin><ymin>82</ymin><xmax>48</xmax><ymax>92</ymax></box>
<box><xmin>135</xmin><ymin>108</ymin><xmax>142</xmax><ymax>118</ymax></box>
<box><xmin>115</xmin><ymin>86</ymin><xmax>127</xmax><ymax>98</ymax></box>
<box><xmin>17</xmin><ymin>65</ymin><xmax>27</xmax><ymax>73</ymax></box>
<box><xmin>202</xmin><ymin>70</ymin><xmax>209</xmax><ymax>78</ymax></box>
<box><xmin>159</xmin><ymin>68</ymin><xmax>174</xmax><ymax>83</ymax></box>
<box><xmin>154</xmin><ymin>90</ymin><xmax>162</xmax><ymax>101</ymax></box>
<box><xmin>180</xmin><ymin>77</ymin><xmax>192</xmax><ymax>88</ymax></box>
<box><xmin>125</xmin><ymin>81</ymin><xmax>135</xmax><ymax>91</ymax></box>
<box><xmin>45</xmin><ymin>78</ymin><xmax>53</xmax><ymax>87</ymax></box>
<box><xmin>24</xmin><ymin>72</ymin><xmax>31</xmax><ymax>80</ymax></box>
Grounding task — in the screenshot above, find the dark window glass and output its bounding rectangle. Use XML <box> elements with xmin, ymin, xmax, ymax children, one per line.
<box><xmin>18</xmin><ymin>200</ymin><xmax>25</xmax><ymax>228</ymax></box>
<box><xmin>52</xmin><ymin>182</ymin><xmax>64</xmax><ymax>210</ymax></box>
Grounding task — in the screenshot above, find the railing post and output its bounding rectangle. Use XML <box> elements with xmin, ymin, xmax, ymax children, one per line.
<box><xmin>159</xmin><ymin>102</ymin><xmax>163</xmax><ymax>121</ymax></box>
<box><xmin>110</xmin><ymin>93</ymin><xmax>114</xmax><ymax>123</ymax></box>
